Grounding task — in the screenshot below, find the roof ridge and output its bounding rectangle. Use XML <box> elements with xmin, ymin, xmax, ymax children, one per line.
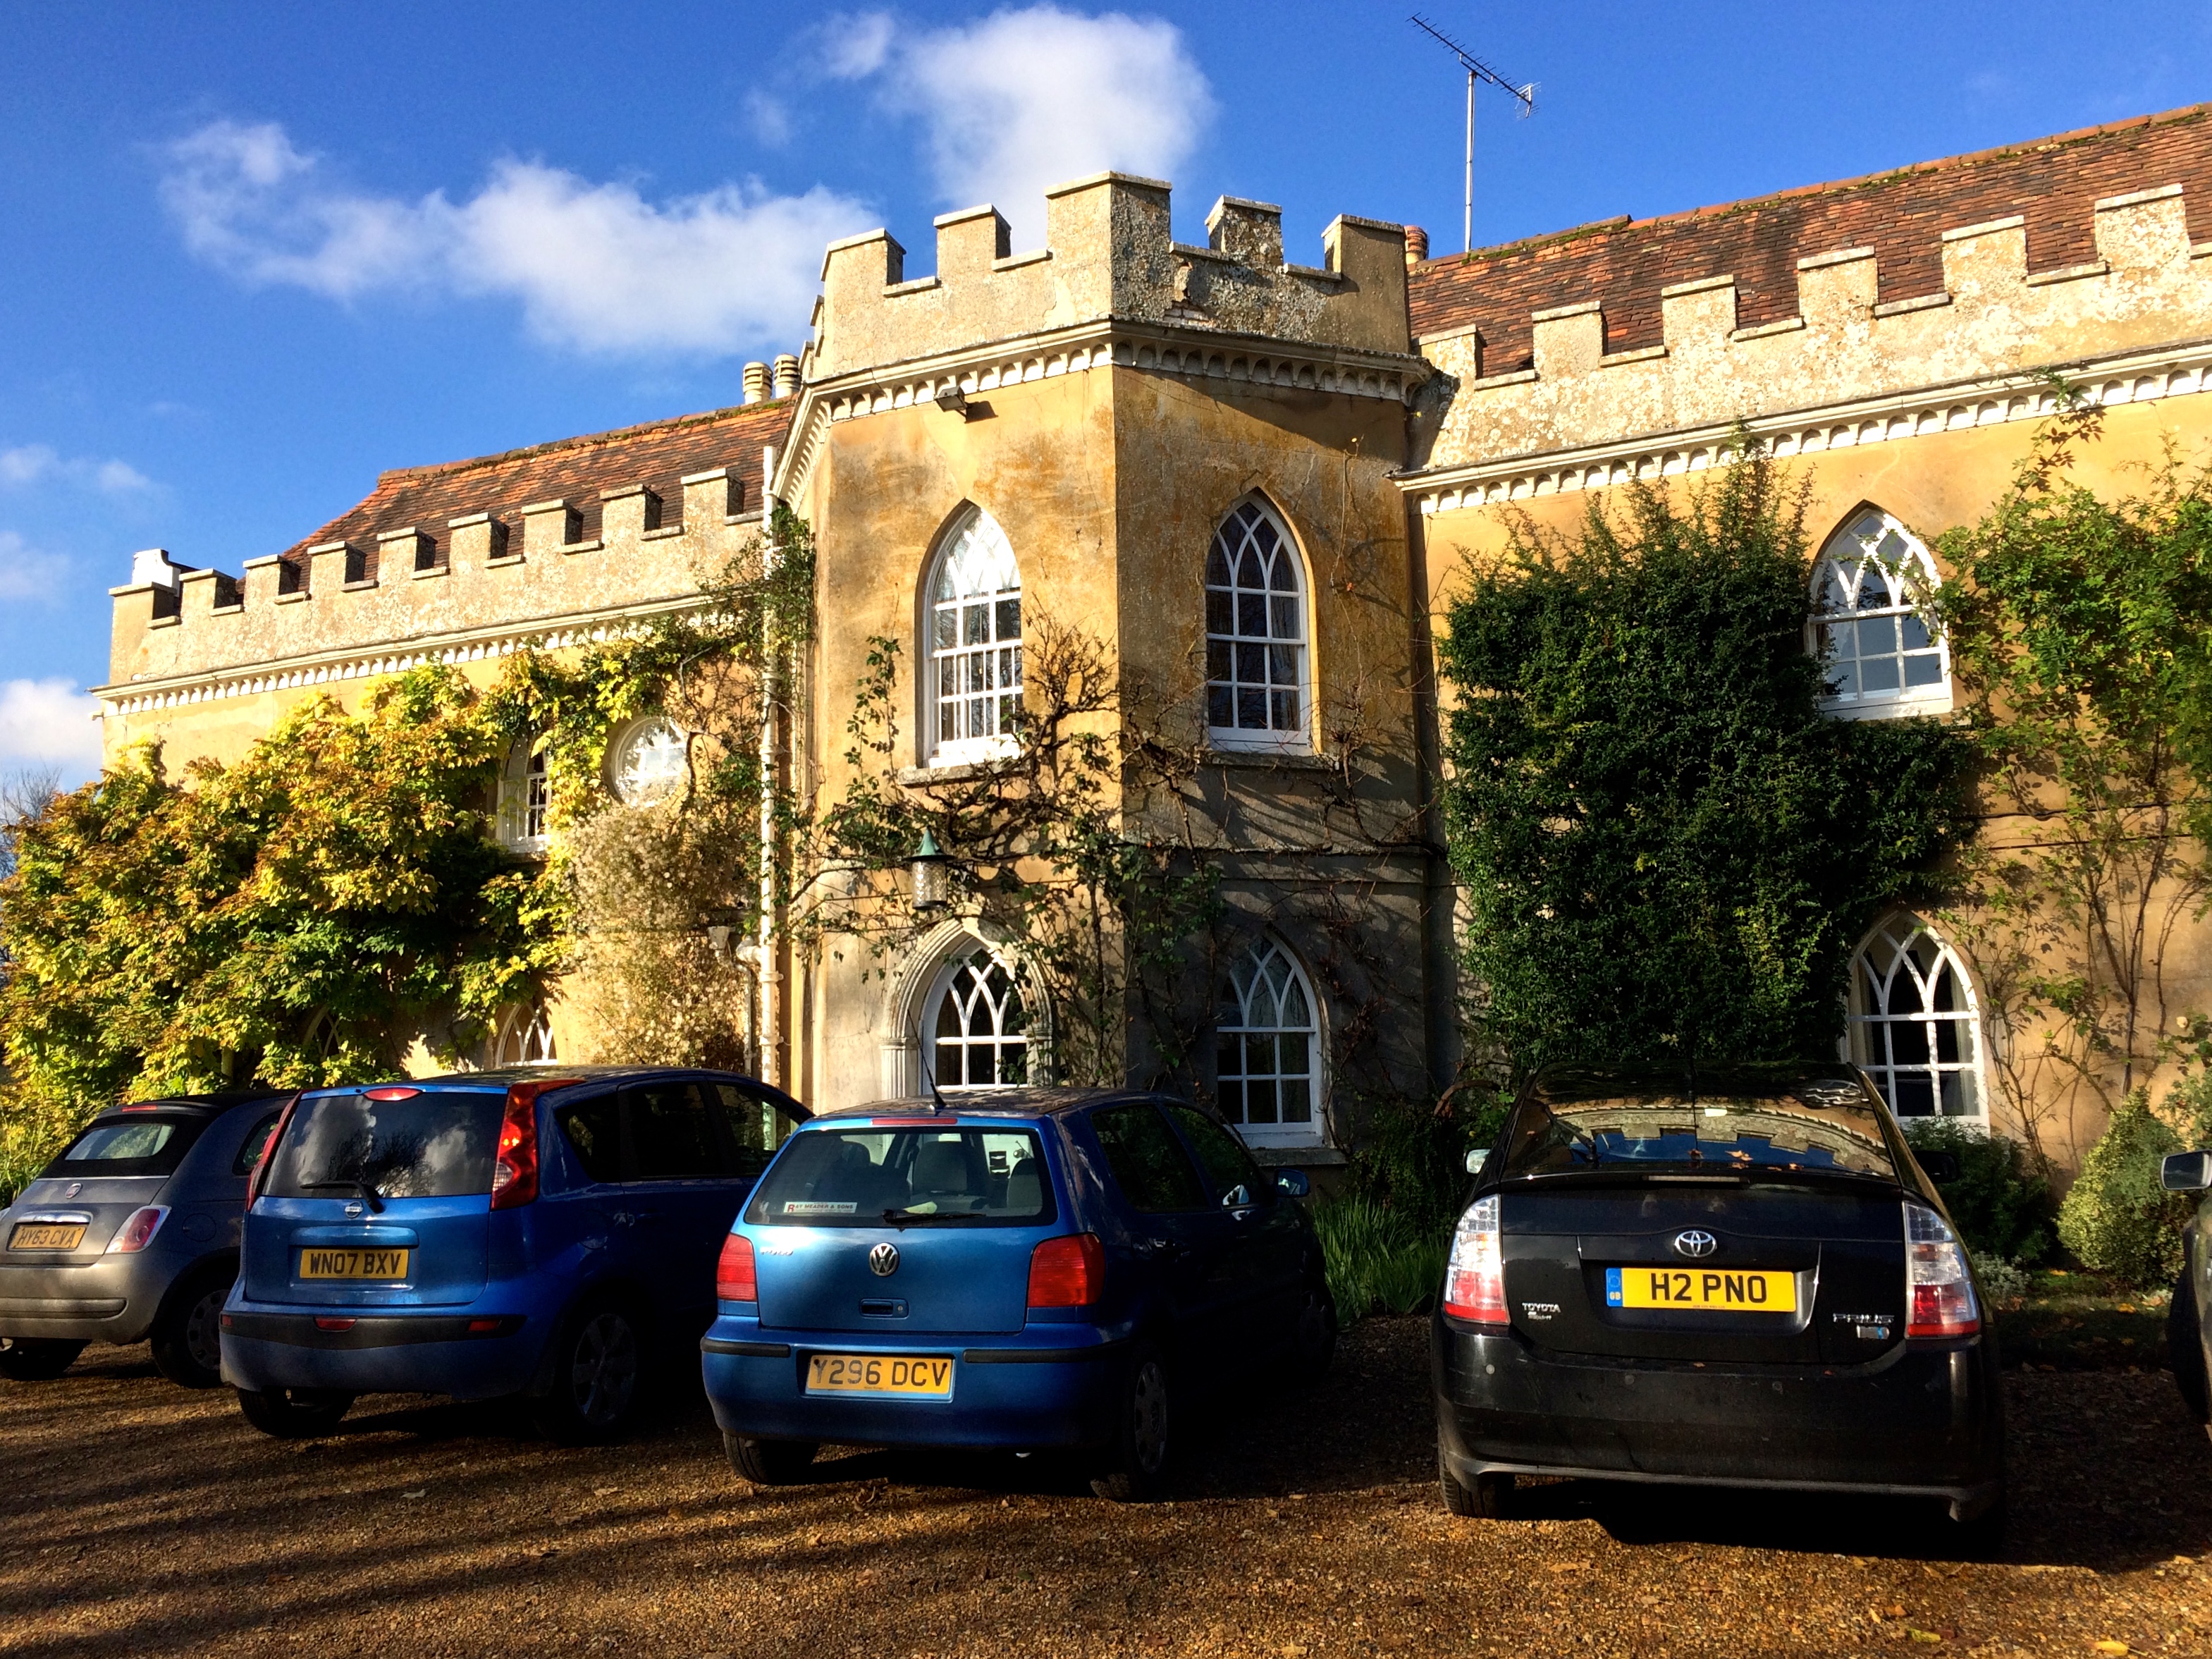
<box><xmin>372</xmin><ymin>397</ymin><xmax>797</xmax><ymax>486</ymax></box>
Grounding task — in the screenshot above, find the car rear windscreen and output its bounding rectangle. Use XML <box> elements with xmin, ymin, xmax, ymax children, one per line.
<box><xmin>746</xmin><ymin>1127</ymin><xmax>1050</xmax><ymax>1226</ymax></box>
<box><xmin>264</xmin><ymin>1091</ymin><xmax>504</xmax><ymax>1201</ymax></box>
<box><xmin>45</xmin><ymin>1115</ymin><xmax>206</xmax><ymax>1179</ymax></box>
<box><xmin>1501</xmin><ymin>1078</ymin><xmax>1900</xmax><ymax>1182</ymax></box>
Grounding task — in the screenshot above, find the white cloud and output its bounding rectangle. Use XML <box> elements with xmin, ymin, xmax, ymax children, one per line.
<box><xmin>0</xmin><ymin>678</ymin><xmax>102</xmax><ymax>782</ymax></box>
<box><xmin>0</xmin><ymin>443</ymin><xmax>156</xmax><ymax>496</ymax></box>
<box><xmin>0</xmin><ymin>531</ymin><xmax>68</xmax><ymax>602</ymax></box>
<box><xmin>744</xmin><ymin>91</ymin><xmax>794</xmax><ymax>147</ymax></box>
<box><xmin>159</xmin><ymin>119</ymin><xmax>872</xmax><ymax>357</ymax></box>
<box><xmin>840</xmin><ymin>6</ymin><xmax>1215</xmax><ymax>242</ymax></box>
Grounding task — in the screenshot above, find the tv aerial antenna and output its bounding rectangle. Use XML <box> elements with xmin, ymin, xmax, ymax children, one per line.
<box><xmin>1408</xmin><ymin>13</ymin><xmax>1535</xmax><ymax>255</ymax></box>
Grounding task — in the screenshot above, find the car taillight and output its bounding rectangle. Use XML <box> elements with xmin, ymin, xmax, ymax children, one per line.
<box><xmin>489</xmin><ymin>1078</ymin><xmax>578</xmax><ymax>1211</ymax></box>
<box><xmin>716</xmin><ymin>1232</ymin><xmax>758</xmax><ymax>1302</ymax></box>
<box><xmin>1442</xmin><ymin>1194</ymin><xmax>1509</xmax><ymax>1324</ymax></box>
<box><xmin>1028</xmin><ymin>1232</ymin><xmax>1105</xmax><ymax>1309</ymax></box>
<box><xmin>246</xmin><ymin>1091</ymin><xmax>301</xmax><ymax>1207</ymax></box>
<box><xmin>105</xmin><ymin>1206</ymin><xmax>168</xmax><ymax>1254</ymax></box>
<box><xmin>1903</xmin><ymin>1200</ymin><xmax>1980</xmax><ymax>1339</ymax></box>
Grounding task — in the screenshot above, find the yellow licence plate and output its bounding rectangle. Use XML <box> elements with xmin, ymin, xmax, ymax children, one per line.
<box><xmin>298</xmin><ymin>1247</ymin><xmax>411</xmax><ymax>1280</ymax></box>
<box><xmin>804</xmin><ymin>1354</ymin><xmax>954</xmax><ymax>1397</ymax></box>
<box><xmin>8</xmin><ymin>1223</ymin><xmax>85</xmax><ymax>1251</ymax></box>
<box><xmin>1606</xmin><ymin>1266</ymin><xmax>1797</xmax><ymax>1313</ymax></box>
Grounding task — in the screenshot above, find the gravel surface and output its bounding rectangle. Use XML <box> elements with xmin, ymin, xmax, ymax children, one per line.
<box><xmin>2</xmin><ymin>1319</ymin><xmax>2210</xmax><ymax>1657</ymax></box>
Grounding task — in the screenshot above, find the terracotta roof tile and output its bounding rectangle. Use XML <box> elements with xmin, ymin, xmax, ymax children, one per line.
<box><xmin>1409</xmin><ymin>103</ymin><xmax>2212</xmax><ymax>372</ymax></box>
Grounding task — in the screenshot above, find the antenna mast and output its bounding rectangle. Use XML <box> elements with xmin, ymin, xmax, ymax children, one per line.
<box><xmin>1408</xmin><ymin>14</ymin><xmax>1535</xmax><ymax>255</ymax></box>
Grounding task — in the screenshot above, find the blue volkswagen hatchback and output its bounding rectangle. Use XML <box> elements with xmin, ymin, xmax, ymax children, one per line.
<box><xmin>223</xmin><ymin>1066</ymin><xmax>804</xmax><ymax>1442</ymax></box>
<box><xmin>700</xmin><ymin>1091</ymin><xmax>1331</xmax><ymax>1500</ymax></box>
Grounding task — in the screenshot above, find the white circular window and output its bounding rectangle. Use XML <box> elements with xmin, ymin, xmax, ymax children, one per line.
<box><xmin>608</xmin><ymin>717</ymin><xmax>687</xmax><ymax>804</ymax></box>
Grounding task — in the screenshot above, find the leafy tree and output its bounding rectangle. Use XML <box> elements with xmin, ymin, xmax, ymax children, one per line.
<box><xmin>1438</xmin><ymin>441</ymin><xmax>1977</xmax><ymax>1079</ymax></box>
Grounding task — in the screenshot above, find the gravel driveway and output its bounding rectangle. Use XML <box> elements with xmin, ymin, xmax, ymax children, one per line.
<box><xmin>2</xmin><ymin>1318</ymin><xmax>2209</xmax><ymax>1657</ymax></box>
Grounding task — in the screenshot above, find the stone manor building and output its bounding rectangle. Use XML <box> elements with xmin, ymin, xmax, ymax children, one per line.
<box><xmin>97</xmin><ymin>104</ymin><xmax>2212</xmax><ymax>1170</ymax></box>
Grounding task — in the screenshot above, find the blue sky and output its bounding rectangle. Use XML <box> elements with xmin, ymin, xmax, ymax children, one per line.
<box><xmin>2</xmin><ymin>0</ymin><xmax>2207</xmax><ymax>781</ymax></box>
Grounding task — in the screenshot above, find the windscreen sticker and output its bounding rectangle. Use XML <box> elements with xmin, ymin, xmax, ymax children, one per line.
<box><xmin>781</xmin><ymin>1201</ymin><xmax>859</xmax><ymax>1216</ymax></box>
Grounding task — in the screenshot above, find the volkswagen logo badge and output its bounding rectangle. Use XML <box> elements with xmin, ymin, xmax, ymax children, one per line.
<box><xmin>868</xmin><ymin>1242</ymin><xmax>900</xmax><ymax>1278</ymax></box>
<box><xmin>1673</xmin><ymin>1229</ymin><xmax>1718</xmax><ymax>1259</ymax></box>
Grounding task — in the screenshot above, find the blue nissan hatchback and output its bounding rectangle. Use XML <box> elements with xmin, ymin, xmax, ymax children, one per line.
<box><xmin>223</xmin><ymin>1067</ymin><xmax>804</xmax><ymax>1442</ymax></box>
<box><xmin>700</xmin><ymin>1091</ymin><xmax>1331</xmax><ymax>1500</ymax></box>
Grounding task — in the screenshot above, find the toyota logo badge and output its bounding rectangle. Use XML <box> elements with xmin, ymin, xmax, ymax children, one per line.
<box><xmin>868</xmin><ymin>1242</ymin><xmax>900</xmax><ymax>1278</ymax></box>
<box><xmin>1673</xmin><ymin>1230</ymin><xmax>1717</xmax><ymax>1259</ymax></box>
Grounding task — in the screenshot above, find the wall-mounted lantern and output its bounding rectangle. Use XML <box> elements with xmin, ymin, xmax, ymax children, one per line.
<box><xmin>911</xmin><ymin>830</ymin><xmax>953</xmax><ymax>912</ymax></box>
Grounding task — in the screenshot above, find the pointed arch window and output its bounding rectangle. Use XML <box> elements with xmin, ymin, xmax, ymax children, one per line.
<box><xmin>1809</xmin><ymin>508</ymin><xmax>1951</xmax><ymax>718</ymax></box>
<box><xmin>1206</xmin><ymin>499</ymin><xmax>1310</xmax><ymax>752</ymax></box>
<box><xmin>926</xmin><ymin>510</ymin><xmax>1022</xmax><ymax>765</ymax></box>
<box><xmin>1215</xmin><ymin>939</ymin><xmax>1325</xmax><ymax>1146</ymax></box>
<box><xmin>498</xmin><ymin>1003</ymin><xmax>558</xmax><ymax>1067</ymax></box>
<box><xmin>498</xmin><ymin>738</ymin><xmax>551</xmax><ymax>853</ymax></box>
<box><xmin>924</xmin><ymin>943</ymin><xmax>1032</xmax><ymax>1088</ymax></box>
<box><xmin>1848</xmin><ymin>914</ymin><xmax>1984</xmax><ymax>1121</ymax></box>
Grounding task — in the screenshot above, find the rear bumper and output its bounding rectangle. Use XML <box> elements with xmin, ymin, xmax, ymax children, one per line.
<box><xmin>701</xmin><ymin>1314</ymin><xmax>1127</xmax><ymax>1452</ymax></box>
<box><xmin>0</xmin><ymin>1254</ymin><xmax>187</xmax><ymax>1344</ymax></box>
<box><xmin>1432</xmin><ymin>1314</ymin><xmax>2005</xmax><ymax>1514</ymax></box>
<box><xmin>220</xmin><ymin>1305</ymin><xmax>539</xmax><ymax>1400</ymax></box>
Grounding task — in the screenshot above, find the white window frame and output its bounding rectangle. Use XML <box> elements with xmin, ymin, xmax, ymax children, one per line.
<box><xmin>498</xmin><ymin>738</ymin><xmax>551</xmax><ymax>854</ymax></box>
<box><xmin>924</xmin><ymin>509</ymin><xmax>1023</xmax><ymax>768</ymax></box>
<box><xmin>922</xmin><ymin>941</ymin><xmax>1033</xmax><ymax>1090</ymax></box>
<box><xmin>1808</xmin><ymin>508</ymin><xmax>1953</xmax><ymax>720</ymax></box>
<box><xmin>497</xmin><ymin>1003</ymin><xmax>559</xmax><ymax>1067</ymax></box>
<box><xmin>606</xmin><ymin>716</ymin><xmax>688</xmax><ymax>804</ymax></box>
<box><xmin>1206</xmin><ymin>498</ymin><xmax>1313</xmax><ymax>754</ymax></box>
<box><xmin>1215</xmin><ymin>938</ymin><xmax>1327</xmax><ymax>1149</ymax></box>
<box><xmin>1847</xmin><ymin>914</ymin><xmax>1988</xmax><ymax>1125</ymax></box>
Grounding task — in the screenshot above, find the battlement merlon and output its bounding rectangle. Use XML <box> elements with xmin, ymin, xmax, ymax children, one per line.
<box><xmin>809</xmin><ymin>173</ymin><xmax>1413</xmax><ymax>381</ymax></box>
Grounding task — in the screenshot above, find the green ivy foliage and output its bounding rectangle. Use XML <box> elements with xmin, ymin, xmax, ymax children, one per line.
<box><xmin>1438</xmin><ymin>442</ymin><xmax>1979</xmax><ymax>1077</ymax></box>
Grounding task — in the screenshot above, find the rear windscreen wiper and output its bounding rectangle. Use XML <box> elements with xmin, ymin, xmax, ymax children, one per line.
<box><xmin>880</xmin><ymin>1207</ymin><xmax>981</xmax><ymax>1227</ymax></box>
<box><xmin>304</xmin><ymin>1178</ymin><xmax>384</xmax><ymax>1213</ymax></box>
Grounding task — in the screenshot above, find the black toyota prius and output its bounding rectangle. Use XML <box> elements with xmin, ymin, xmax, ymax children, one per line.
<box><xmin>1432</xmin><ymin>1065</ymin><xmax>2003</xmax><ymax>1541</ymax></box>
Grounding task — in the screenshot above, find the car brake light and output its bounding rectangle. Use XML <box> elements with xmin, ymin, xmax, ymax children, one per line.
<box><xmin>246</xmin><ymin>1091</ymin><xmax>301</xmax><ymax>1207</ymax></box>
<box><xmin>489</xmin><ymin>1078</ymin><xmax>579</xmax><ymax>1211</ymax></box>
<box><xmin>1027</xmin><ymin>1232</ymin><xmax>1105</xmax><ymax>1309</ymax></box>
<box><xmin>364</xmin><ymin>1086</ymin><xmax>421</xmax><ymax>1101</ymax></box>
<box><xmin>717</xmin><ymin>1232</ymin><xmax>758</xmax><ymax>1302</ymax></box>
<box><xmin>1442</xmin><ymin>1194</ymin><xmax>1509</xmax><ymax>1324</ymax></box>
<box><xmin>104</xmin><ymin>1206</ymin><xmax>168</xmax><ymax>1254</ymax></box>
<box><xmin>1903</xmin><ymin>1200</ymin><xmax>1980</xmax><ymax>1339</ymax></box>
<box><xmin>315</xmin><ymin>1317</ymin><xmax>356</xmax><ymax>1333</ymax></box>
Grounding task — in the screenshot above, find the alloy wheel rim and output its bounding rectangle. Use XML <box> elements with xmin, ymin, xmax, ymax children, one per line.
<box><xmin>1131</xmin><ymin>1361</ymin><xmax>1169</xmax><ymax>1475</ymax></box>
<box><xmin>184</xmin><ymin>1287</ymin><xmax>225</xmax><ymax>1373</ymax></box>
<box><xmin>572</xmin><ymin>1314</ymin><xmax>639</xmax><ymax>1425</ymax></box>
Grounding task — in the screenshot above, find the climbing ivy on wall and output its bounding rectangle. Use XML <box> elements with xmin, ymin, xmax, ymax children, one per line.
<box><xmin>1438</xmin><ymin>439</ymin><xmax>1979</xmax><ymax>1080</ymax></box>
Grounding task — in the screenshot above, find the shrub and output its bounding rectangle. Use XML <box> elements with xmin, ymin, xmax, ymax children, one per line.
<box><xmin>1903</xmin><ymin>1119</ymin><xmax>2051</xmax><ymax>1262</ymax></box>
<box><xmin>1970</xmin><ymin>1249</ymin><xmax>2032</xmax><ymax>1308</ymax></box>
<box><xmin>1341</xmin><ymin>1085</ymin><xmax>1506</xmax><ymax>1242</ymax></box>
<box><xmin>2056</xmin><ymin>1091</ymin><xmax>2196</xmax><ymax>1290</ymax></box>
<box><xmin>1312</xmin><ymin>1195</ymin><xmax>1449</xmax><ymax>1325</ymax></box>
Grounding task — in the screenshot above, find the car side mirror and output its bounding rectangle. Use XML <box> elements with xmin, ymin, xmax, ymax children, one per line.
<box><xmin>2162</xmin><ymin>1151</ymin><xmax>2212</xmax><ymax>1192</ymax></box>
<box><xmin>1916</xmin><ymin>1149</ymin><xmax>1961</xmax><ymax>1184</ymax></box>
<box><xmin>1274</xmin><ymin>1169</ymin><xmax>1310</xmax><ymax>1199</ymax></box>
<box><xmin>1465</xmin><ymin>1149</ymin><xmax>1489</xmax><ymax>1176</ymax></box>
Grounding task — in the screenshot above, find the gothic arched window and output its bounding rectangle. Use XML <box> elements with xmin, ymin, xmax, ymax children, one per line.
<box><xmin>1215</xmin><ymin>939</ymin><xmax>1323</xmax><ymax>1146</ymax></box>
<box><xmin>926</xmin><ymin>509</ymin><xmax>1023</xmax><ymax>766</ymax></box>
<box><xmin>1848</xmin><ymin>914</ymin><xmax>1984</xmax><ymax>1120</ymax></box>
<box><xmin>498</xmin><ymin>738</ymin><xmax>550</xmax><ymax>853</ymax></box>
<box><xmin>1206</xmin><ymin>499</ymin><xmax>1310</xmax><ymax>751</ymax></box>
<box><xmin>925</xmin><ymin>943</ymin><xmax>1031</xmax><ymax>1088</ymax></box>
<box><xmin>498</xmin><ymin>1003</ymin><xmax>558</xmax><ymax>1067</ymax></box>
<box><xmin>1809</xmin><ymin>508</ymin><xmax>1950</xmax><ymax>716</ymax></box>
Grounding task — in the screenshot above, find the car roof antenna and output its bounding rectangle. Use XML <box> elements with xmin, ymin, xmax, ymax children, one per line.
<box><xmin>913</xmin><ymin>1022</ymin><xmax>953</xmax><ymax>1115</ymax></box>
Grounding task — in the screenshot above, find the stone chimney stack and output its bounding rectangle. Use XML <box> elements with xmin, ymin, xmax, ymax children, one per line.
<box><xmin>742</xmin><ymin>361</ymin><xmax>769</xmax><ymax>405</ymax></box>
<box><xmin>1404</xmin><ymin>226</ymin><xmax>1430</xmax><ymax>267</ymax></box>
<box><xmin>770</xmin><ymin>354</ymin><xmax>801</xmax><ymax>399</ymax></box>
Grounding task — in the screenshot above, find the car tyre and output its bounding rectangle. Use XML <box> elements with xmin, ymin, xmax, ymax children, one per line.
<box><xmin>1438</xmin><ymin>1436</ymin><xmax>1511</xmax><ymax>1518</ymax></box>
<box><xmin>1090</xmin><ymin>1343</ymin><xmax>1171</xmax><ymax>1502</ymax></box>
<box><xmin>235</xmin><ymin>1385</ymin><xmax>352</xmax><ymax>1438</ymax></box>
<box><xmin>2169</xmin><ymin>1271</ymin><xmax>2210</xmax><ymax>1424</ymax></box>
<box><xmin>724</xmin><ymin>1431</ymin><xmax>818</xmax><ymax>1485</ymax></box>
<box><xmin>1290</xmin><ymin>1278</ymin><xmax>1338</xmax><ymax>1386</ymax></box>
<box><xmin>531</xmin><ymin>1297</ymin><xmax>647</xmax><ymax>1445</ymax></box>
<box><xmin>0</xmin><ymin>1338</ymin><xmax>84</xmax><ymax>1382</ymax></box>
<box><xmin>150</xmin><ymin>1263</ymin><xmax>234</xmax><ymax>1390</ymax></box>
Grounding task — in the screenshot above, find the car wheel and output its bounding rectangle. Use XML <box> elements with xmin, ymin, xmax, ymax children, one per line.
<box><xmin>150</xmin><ymin>1264</ymin><xmax>233</xmax><ymax>1390</ymax></box>
<box><xmin>0</xmin><ymin>1338</ymin><xmax>84</xmax><ymax>1381</ymax></box>
<box><xmin>1438</xmin><ymin>1435</ymin><xmax>1511</xmax><ymax>1518</ymax></box>
<box><xmin>724</xmin><ymin>1431</ymin><xmax>818</xmax><ymax>1485</ymax></box>
<box><xmin>1091</xmin><ymin>1343</ymin><xmax>1172</xmax><ymax>1502</ymax></box>
<box><xmin>532</xmin><ymin>1299</ymin><xmax>646</xmax><ymax>1445</ymax></box>
<box><xmin>235</xmin><ymin>1385</ymin><xmax>353</xmax><ymax>1438</ymax></box>
<box><xmin>1290</xmin><ymin>1278</ymin><xmax>1338</xmax><ymax>1385</ymax></box>
<box><xmin>2170</xmin><ymin>1271</ymin><xmax>2210</xmax><ymax>1424</ymax></box>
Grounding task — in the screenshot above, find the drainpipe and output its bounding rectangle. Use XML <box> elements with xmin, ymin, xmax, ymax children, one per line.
<box><xmin>758</xmin><ymin>442</ymin><xmax>782</xmax><ymax>1089</ymax></box>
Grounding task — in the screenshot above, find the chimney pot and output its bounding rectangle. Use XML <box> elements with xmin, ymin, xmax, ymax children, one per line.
<box><xmin>770</xmin><ymin>354</ymin><xmax>801</xmax><ymax>399</ymax></box>
<box><xmin>742</xmin><ymin>362</ymin><xmax>769</xmax><ymax>405</ymax></box>
<box><xmin>1404</xmin><ymin>226</ymin><xmax>1430</xmax><ymax>267</ymax></box>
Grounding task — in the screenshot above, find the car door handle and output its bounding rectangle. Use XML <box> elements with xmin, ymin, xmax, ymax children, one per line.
<box><xmin>1135</xmin><ymin>1238</ymin><xmax>1188</xmax><ymax>1261</ymax></box>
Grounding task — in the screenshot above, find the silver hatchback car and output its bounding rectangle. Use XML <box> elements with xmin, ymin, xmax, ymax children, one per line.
<box><xmin>0</xmin><ymin>1094</ymin><xmax>288</xmax><ymax>1387</ymax></box>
